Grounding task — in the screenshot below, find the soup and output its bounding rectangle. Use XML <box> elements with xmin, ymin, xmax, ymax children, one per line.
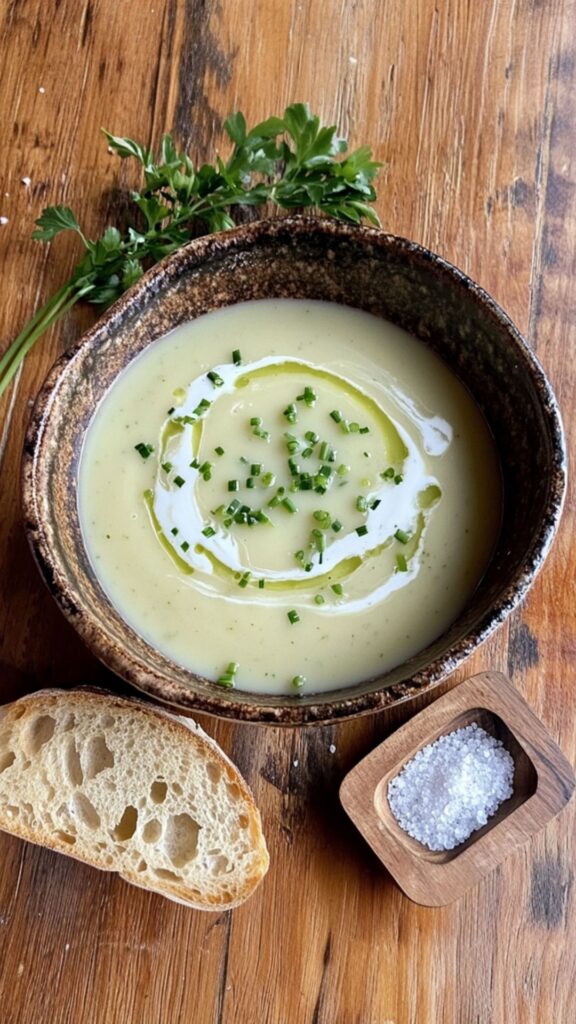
<box><xmin>78</xmin><ymin>299</ymin><xmax>501</xmax><ymax>694</ymax></box>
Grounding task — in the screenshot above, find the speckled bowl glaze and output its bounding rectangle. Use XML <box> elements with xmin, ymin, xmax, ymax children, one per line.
<box><xmin>22</xmin><ymin>218</ymin><xmax>566</xmax><ymax>724</ymax></box>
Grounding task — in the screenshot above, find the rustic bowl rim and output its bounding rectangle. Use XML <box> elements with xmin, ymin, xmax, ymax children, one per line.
<box><xmin>22</xmin><ymin>217</ymin><xmax>567</xmax><ymax>725</ymax></box>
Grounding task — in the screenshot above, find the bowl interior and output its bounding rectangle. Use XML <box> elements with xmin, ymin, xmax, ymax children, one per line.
<box><xmin>23</xmin><ymin>219</ymin><xmax>565</xmax><ymax>723</ymax></box>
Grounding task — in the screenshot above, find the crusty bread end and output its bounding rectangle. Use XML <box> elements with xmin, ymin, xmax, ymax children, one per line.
<box><xmin>0</xmin><ymin>689</ymin><xmax>269</xmax><ymax>910</ymax></box>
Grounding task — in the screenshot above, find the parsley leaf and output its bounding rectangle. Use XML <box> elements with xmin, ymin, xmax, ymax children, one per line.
<box><xmin>0</xmin><ymin>103</ymin><xmax>381</xmax><ymax>399</ymax></box>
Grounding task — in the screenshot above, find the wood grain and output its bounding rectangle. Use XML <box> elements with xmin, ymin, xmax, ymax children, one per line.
<box><xmin>341</xmin><ymin>672</ymin><xmax>575</xmax><ymax>906</ymax></box>
<box><xmin>1</xmin><ymin>1</ymin><xmax>575</xmax><ymax>1021</ymax></box>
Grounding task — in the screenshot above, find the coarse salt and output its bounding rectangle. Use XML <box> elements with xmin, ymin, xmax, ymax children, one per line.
<box><xmin>21</xmin><ymin>177</ymin><xmax>31</xmax><ymax>187</ymax></box>
<box><xmin>0</xmin><ymin>216</ymin><xmax>8</xmax><ymax>226</ymax></box>
<box><xmin>387</xmin><ymin>723</ymin><xmax>514</xmax><ymax>851</ymax></box>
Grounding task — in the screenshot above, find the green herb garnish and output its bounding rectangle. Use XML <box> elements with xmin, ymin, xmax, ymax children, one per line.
<box><xmin>287</xmin><ymin>610</ymin><xmax>300</xmax><ymax>625</ymax></box>
<box><xmin>0</xmin><ymin>104</ymin><xmax>380</xmax><ymax>400</ymax></box>
<box><xmin>134</xmin><ymin>442</ymin><xmax>154</xmax><ymax>460</ymax></box>
<box><xmin>394</xmin><ymin>528</ymin><xmax>410</xmax><ymax>544</ymax></box>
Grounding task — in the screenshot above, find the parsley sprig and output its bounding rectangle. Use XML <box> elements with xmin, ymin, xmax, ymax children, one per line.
<box><xmin>0</xmin><ymin>103</ymin><xmax>381</xmax><ymax>399</ymax></box>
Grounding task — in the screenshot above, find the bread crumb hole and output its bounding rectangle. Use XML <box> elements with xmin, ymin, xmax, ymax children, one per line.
<box><xmin>60</xmin><ymin>714</ymin><xmax>76</xmax><ymax>732</ymax></box>
<box><xmin>150</xmin><ymin>780</ymin><xmax>167</xmax><ymax>804</ymax></box>
<box><xmin>207</xmin><ymin>853</ymin><xmax>231</xmax><ymax>876</ymax></box>
<box><xmin>11</xmin><ymin>707</ymin><xmax>26</xmax><ymax>721</ymax></box>
<box><xmin>112</xmin><ymin>805</ymin><xmax>138</xmax><ymax>842</ymax></box>
<box><xmin>100</xmin><ymin>715</ymin><xmax>114</xmax><ymax>729</ymax></box>
<box><xmin>153</xmin><ymin>868</ymin><xmax>180</xmax><ymax>882</ymax></box>
<box><xmin>55</xmin><ymin>830</ymin><xmax>76</xmax><ymax>845</ymax></box>
<box><xmin>104</xmin><ymin>854</ymin><xmax>114</xmax><ymax>865</ymax></box>
<box><xmin>172</xmin><ymin>782</ymin><xmax>183</xmax><ymax>796</ymax></box>
<box><xmin>136</xmin><ymin>859</ymin><xmax>147</xmax><ymax>872</ymax></box>
<box><xmin>6</xmin><ymin>806</ymin><xmax>19</xmax><ymax>818</ymax></box>
<box><xmin>22</xmin><ymin>802</ymin><xmax>34</xmax><ymax>817</ymax></box>
<box><xmin>84</xmin><ymin>734</ymin><xmax>114</xmax><ymax>779</ymax></box>
<box><xmin>226</xmin><ymin>782</ymin><xmax>240</xmax><ymax>800</ymax></box>
<box><xmin>64</xmin><ymin>738</ymin><xmax>83</xmax><ymax>787</ymax></box>
<box><xmin>0</xmin><ymin>750</ymin><xmax>15</xmax><ymax>773</ymax></box>
<box><xmin>142</xmin><ymin>819</ymin><xmax>162</xmax><ymax>843</ymax></box>
<box><xmin>72</xmin><ymin>792</ymin><xmax>101</xmax><ymax>831</ymax></box>
<box><xmin>164</xmin><ymin>813</ymin><xmax>200</xmax><ymax>868</ymax></box>
<box><xmin>206</xmin><ymin>762</ymin><xmax>222</xmax><ymax>785</ymax></box>
<box><xmin>25</xmin><ymin>715</ymin><xmax>56</xmax><ymax>755</ymax></box>
<box><xmin>238</xmin><ymin>814</ymin><xmax>249</xmax><ymax>829</ymax></box>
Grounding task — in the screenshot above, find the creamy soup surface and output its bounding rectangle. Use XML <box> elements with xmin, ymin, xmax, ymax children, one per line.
<box><xmin>78</xmin><ymin>299</ymin><xmax>502</xmax><ymax>694</ymax></box>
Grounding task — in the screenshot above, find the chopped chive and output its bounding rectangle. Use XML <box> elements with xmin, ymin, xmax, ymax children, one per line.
<box><xmin>340</xmin><ymin>419</ymin><xmax>351</xmax><ymax>434</ymax></box>
<box><xmin>381</xmin><ymin>467</ymin><xmax>395</xmax><ymax>479</ymax></box>
<box><xmin>349</xmin><ymin>421</ymin><xmax>360</xmax><ymax>433</ymax></box>
<box><xmin>232</xmin><ymin>349</ymin><xmax>242</xmax><ymax>365</ymax></box>
<box><xmin>238</xmin><ymin>571</ymin><xmax>251</xmax><ymax>588</ymax></box>
<box><xmin>173</xmin><ymin>475</ymin><xmax>185</xmax><ymax>488</ymax></box>
<box><xmin>207</xmin><ymin>370</ymin><xmax>224</xmax><ymax>387</ymax></box>
<box><xmin>331</xmin><ymin>583</ymin><xmax>344</xmax><ymax>596</ymax></box>
<box><xmin>192</xmin><ymin>398</ymin><xmax>211</xmax><ymax>417</ymax></box>
<box><xmin>394</xmin><ymin>474</ymin><xmax>404</xmax><ymax>485</ymax></box>
<box><xmin>356</xmin><ymin>495</ymin><xmax>368</xmax><ymax>513</ymax></box>
<box><xmin>370</xmin><ymin>499</ymin><xmax>381</xmax><ymax>510</ymax></box>
<box><xmin>240</xmin><ymin>455</ymin><xmax>250</xmax><ymax>464</ymax></box>
<box><xmin>251</xmin><ymin>463</ymin><xmax>262</xmax><ymax>477</ymax></box>
<box><xmin>134</xmin><ymin>442</ymin><xmax>154</xmax><ymax>460</ymax></box>
<box><xmin>395</xmin><ymin>529</ymin><xmax>410</xmax><ymax>544</ymax></box>
<box><xmin>261</xmin><ymin>471</ymin><xmax>275</xmax><ymax>486</ymax></box>
<box><xmin>180</xmin><ymin>540</ymin><xmax>190</xmax><ymax>552</ymax></box>
<box><xmin>214</xmin><ymin>446</ymin><xmax>225</xmax><ymax>456</ymax></box>
<box><xmin>396</xmin><ymin>553</ymin><xmax>408</xmax><ymax>572</ymax></box>
<box><xmin>161</xmin><ymin>461</ymin><xmax>173</xmax><ymax>473</ymax></box>
<box><xmin>318</xmin><ymin>464</ymin><xmax>332</xmax><ymax>479</ymax></box>
<box><xmin>255</xmin><ymin>510</ymin><xmax>272</xmax><ymax>525</ymax></box>
<box><xmin>301</xmin><ymin>447</ymin><xmax>313</xmax><ymax>459</ymax></box>
<box><xmin>258</xmin><ymin>579</ymin><xmax>265</xmax><ymax>589</ymax></box>
<box><xmin>286</xmin><ymin>440</ymin><xmax>300</xmax><ymax>454</ymax></box>
<box><xmin>299</xmin><ymin>475</ymin><xmax>313</xmax><ymax>491</ymax></box>
<box><xmin>336</xmin><ymin>464</ymin><xmax>350</xmax><ymax>476</ymax></box>
<box><xmin>311</xmin><ymin>528</ymin><xmax>326</xmax><ymax>555</ymax></box>
<box><xmin>355</xmin><ymin>524</ymin><xmax>368</xmax><ymax>536</ymax></box>
<box><xmin>314</xmin><ymin>594</ymin><xmax>325</xmax><ymax>605</ymax></box>
<box><xmin>288</xmin><ymin>457</ymin><xmax>299</xmax><ymax>477</ymax></box>
<box><xmin>212</xmin><ymin>504</ymin><xmax>226</xmax><ymax>516</ymax></box>
<box><xmin>167</xmin><ymin>405</ymin><xmax>175</xmax><ymax>415</ymax></box>
<box><xmin>228</xmin><ymin>480</ymin><xmax>239</xmax><ymax>492</ymax></box>
<box><xmin>170</xmin><ymin>527</ymin><xmax>179</xmax><ymax>536</ymax></box>
<box><xmin>282</xmin><ymin>497</ymin><xmax>298</xmax><ymax>514</ymax></box>
<box><xmin>226</xmin><ymin>499</ymin><xmax>241</xmax><ymax>514</ymax></box>
<box><xmin>190</xmin><ymin>457</ymin><xmax>200</xmax><ymax>469</ymax></box>
<box><xmin>283</xmin><ymin>403</ymin><xmax>298</xmax><ymax>424</ymax></box>
<box><xmin>313</xmin><ymin>510</ymin><xmax>331</xmax><ymax>527</ymax></box>
<box><xmin>314</xmin><ymin>483</ymin><xmax>327</xmax><ymax>495</ymax></box>
<box><xmin>319</xmin><ymin>441</ymin><xmax>329</xmax><ymax>461</ymax></box>
<box><xmin>287</xmin><ymin>610</ymin><xmax>300</xmax><ymax>624</ymax></box>
<box><xmin>303</xmin><ymin>386</ymin><xmax>317</xmax><ymax>406</ymax></box>
<box><xmin>292</xmin><ymin>675</ymin><xmax>306</xmax><ymax>689</ymax></box>
<box><xmin>330</xmin><ymin>409</ymin><xmax>342</xmax><ymax>423</ymax></box>
<box><xmin>246</xmin><ymin>477</ymin><xmax>255</xmax><ymax>489</ymax></box>
<box><xmin>305</xmin><ymin>430</ymin><xmax>319</xmax><ymax>444</ymax></box>
<box><xmin>250</xmin><ymin>416</ymin><xmax>262</xmax><ymax>426</ymax></box>
<box><xmin>202</xmin><ymin>525</ymin><xmax>216</xmax><ymax>538</ymax></box>
<box><xmin>331</xmin><ymin>519</ymin><xmax>342</xmax><ymax>532</ymax></box>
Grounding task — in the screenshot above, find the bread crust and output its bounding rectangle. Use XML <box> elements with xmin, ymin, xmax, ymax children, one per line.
<box><xmin>0</xmin><ymin>688</ymin><xmax>269</xmax><ymax>910</ymax></box>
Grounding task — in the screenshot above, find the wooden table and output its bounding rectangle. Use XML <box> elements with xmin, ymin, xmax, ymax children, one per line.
<box><xmin>1</xmin><ymin>2</ymin><xmax>574</xmax><ymax>1021</ymax></box>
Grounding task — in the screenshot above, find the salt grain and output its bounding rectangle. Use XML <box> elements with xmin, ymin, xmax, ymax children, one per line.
<box><xmin>21</xmin><ymin>177</ymin><xmax>31</xmax><ymax>187</ymax></box>
<box><xmin>329</xmin><ymin>744</ymin><xmax>336</xmax><ymax>754</ymax></box>
<box><xmin>387</xmin><ymin>723</ymin><xmax>514</xmax><ymax>851</ymax></box>
<box><xmin>0</xmin><ymin>217</ymin><xmax>8</xmax><ymax>226</ymax></box>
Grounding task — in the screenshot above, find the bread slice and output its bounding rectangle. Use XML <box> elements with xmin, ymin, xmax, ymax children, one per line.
<box><xmin>0</xmin><ymin>689</ymin><xmax>268</xmax><ymax>910</ymax></box>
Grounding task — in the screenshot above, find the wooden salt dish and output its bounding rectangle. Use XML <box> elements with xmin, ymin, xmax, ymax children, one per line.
<box><xmin>340</xmin><ymin>671</ymin><xmax>575</xmax><ymax>906</ymax></box>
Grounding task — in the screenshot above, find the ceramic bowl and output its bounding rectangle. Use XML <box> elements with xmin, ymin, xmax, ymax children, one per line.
<box><xmin>22</xmin><ymin>218</ymin><xmax>566</xmax><ymax>724</ymax></box>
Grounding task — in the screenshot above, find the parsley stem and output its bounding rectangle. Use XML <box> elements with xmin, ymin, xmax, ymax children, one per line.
<box><xmin>0</xmin><ymin>283</ymin><xmax>89</xmax><ymax>397</ymax></box>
